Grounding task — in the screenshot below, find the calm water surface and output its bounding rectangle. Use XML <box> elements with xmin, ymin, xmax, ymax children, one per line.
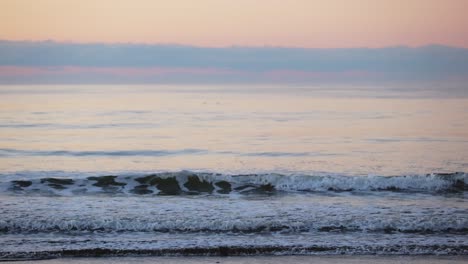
<box><xmin>1</xmin><ymin>84</ymin><xmax>467</xmax><ymax>176</ymax></box>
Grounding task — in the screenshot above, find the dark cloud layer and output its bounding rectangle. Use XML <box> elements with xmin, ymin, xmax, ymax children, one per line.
<box><xmin>1</xmin><ymin>40</ymin><xmax>468</xmax><ymax>84</ymax></box>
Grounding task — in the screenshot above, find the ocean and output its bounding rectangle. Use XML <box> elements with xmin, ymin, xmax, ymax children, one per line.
<box><xmin>0</xmin><ymin>84</ymin><xmax>467</xmax><ymax>260</ymax></box>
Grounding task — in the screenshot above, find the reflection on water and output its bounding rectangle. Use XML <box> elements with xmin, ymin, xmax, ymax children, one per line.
<box><xmin>0</xmin><ymin>84</ymin><xmax>467</xmax><ymax>176</ymax></box>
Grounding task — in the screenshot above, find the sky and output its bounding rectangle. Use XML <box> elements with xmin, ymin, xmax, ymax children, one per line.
<box><xmin>2</xmin><ymin>0</ymin><xmax>468</xmax><ymax>48</ymax></box>
<box><xmin>1</xmin><ymin>0</ymin><xmax>468</xmax><ymax>84</ymax></box>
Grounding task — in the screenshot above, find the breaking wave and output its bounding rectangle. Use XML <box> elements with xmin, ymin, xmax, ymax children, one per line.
<box><xmin>1</xmin><ymin>216</ymin><xmax>467</xmax><ymax>235</ymax></box>
<box><xmin>1</xmin><ymin>171</ymin><xmax>466</xmax><ymax>196</ymax></box>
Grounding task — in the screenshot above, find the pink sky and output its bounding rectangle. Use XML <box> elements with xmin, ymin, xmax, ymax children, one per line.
<box><xmin>0</xmin><ymin>66</ymin><xmax>384</xmax><ymax>84</ymax></box>
<box><xmin>2</xmin><ymin>0</ymin><xmax>468</xmax><ymax>48</ymax></box>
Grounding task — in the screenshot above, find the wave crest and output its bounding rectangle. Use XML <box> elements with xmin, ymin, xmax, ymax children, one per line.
<box><xmin>1</xmin><ymin>171</ymin><xmax>466</xmax><ymax>196</ymax></box>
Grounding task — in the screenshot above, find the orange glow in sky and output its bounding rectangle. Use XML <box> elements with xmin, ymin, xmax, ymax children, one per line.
<box><xmin>2</xmin><ymin>0</ymin><xmax>468</xmax><ymax>48</ymax></box>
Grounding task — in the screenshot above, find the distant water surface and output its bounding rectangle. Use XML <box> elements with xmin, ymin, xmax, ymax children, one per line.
<box><xmin>0</xmin><ymin>84</ymin><xmax>467</xmax><ymax>176</ymax></box>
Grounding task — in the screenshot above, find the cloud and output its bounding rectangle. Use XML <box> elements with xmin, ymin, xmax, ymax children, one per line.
<box><xmin>0</xmin><ymin>40</ymin><xmax>467</xmax><ymax>84</ymax></box>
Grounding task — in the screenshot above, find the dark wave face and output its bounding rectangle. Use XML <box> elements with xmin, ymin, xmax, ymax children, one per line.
<box><xmin>1</xmin><ymin>171</ymin><xmax>466</xmax><ymax>196</ymax></box>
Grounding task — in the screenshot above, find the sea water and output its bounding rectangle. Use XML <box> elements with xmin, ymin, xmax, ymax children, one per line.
<box><xmin>0</xmin><ymin>84</ymin><xmax>467</xmax><ymax>259</ymax></box>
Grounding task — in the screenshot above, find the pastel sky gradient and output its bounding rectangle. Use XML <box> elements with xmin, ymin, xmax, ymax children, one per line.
<box><xmin>2</xmin><ymin>0</ymin><xmax>468</xmax><ymax>48</ymax></box>
<box><xmin>2</xmin><ymin>1</ymin><xmax>468</xmax><ymax>85</ymax></box>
